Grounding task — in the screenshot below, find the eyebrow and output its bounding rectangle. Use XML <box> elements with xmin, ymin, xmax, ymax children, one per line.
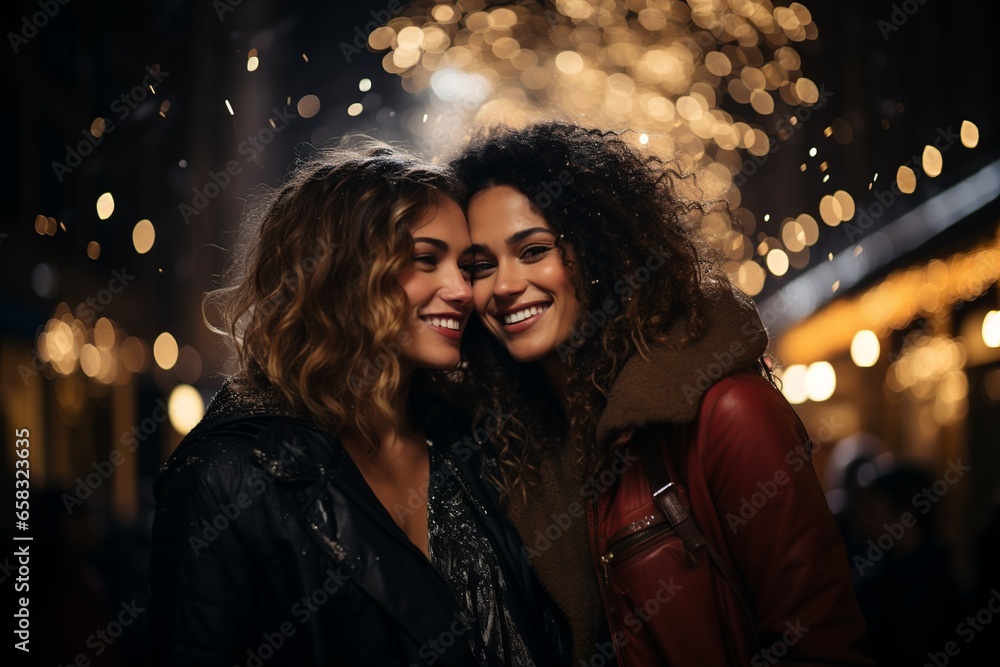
<box><xmin>413</xmin><ymin>237</ymin><xmax>475</xmax><ymax>255</ymax></box>
<box><xmin>507</xmin><ymin>227</ymin><xmax>557</xmax><ymax>245</ymax></box>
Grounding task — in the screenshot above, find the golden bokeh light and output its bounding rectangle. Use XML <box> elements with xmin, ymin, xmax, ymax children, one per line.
<box><xmin>922</xmin><ymin>145</ymin><xmax>943</xmax><ymax>178</ymax></box>
<box><xmin>297</xmin><ymin>94</ymin><xmax>321</xmax><ymax>119</ymax></box>
<box><xmin>897</xmin><ymin>166</ymin><xmax>917</xmax><ymax>194</ymax></box>
<box><xmin>168</xmin><ymin>384</ymin><xmax>205</xmax><ymax>436</ymax></box>
<box><xmin>850</xmin><ymin>330</ymin><xmax>880</xmax><ymax>367</ymax></box>
<box><xmin>133</xmin><ymin>219</ymin><xmax>155</xmax><ymax>254</ymax></box>
<box><xmin>961</xmin><ymin>120</ymin><xmax>979</xmax><ymax>149</ymax></box>
<box><xmin>154</xmin><ymin>332</ymin><xmax>179</xmax><ymax>370</ymax></box>
<box><xmin>96</xmin><ymin>192</ymin><xmax>115</xmax><ymax>220</ymax></box>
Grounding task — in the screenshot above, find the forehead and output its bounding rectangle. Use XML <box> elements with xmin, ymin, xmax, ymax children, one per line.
<box><xmin>467</xmin><ymin>185</ymin><xmax>554</xmax><ymax>238</ymax></box>
<box><xmin>408</xmin><ymin>196</ymin><xmax>468</xmax><ymax>236</ymax></box>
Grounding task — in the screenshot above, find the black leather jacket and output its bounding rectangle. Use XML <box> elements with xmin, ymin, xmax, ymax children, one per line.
<box><xmin>148</xmin><ymin>379</ymin><xmax>570</xmax><ymax>666</ymax></box>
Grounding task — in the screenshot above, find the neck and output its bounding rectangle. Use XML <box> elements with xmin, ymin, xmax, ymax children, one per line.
<box><xmin>342</xmin><ymin>366</ymin><xmax>423</xmax><ymax>460</ymax></box>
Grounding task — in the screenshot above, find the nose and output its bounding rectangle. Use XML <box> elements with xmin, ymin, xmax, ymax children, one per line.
<box><xmin>492</xmin><ymin>260</ymin><xmax>526</xmax><ymax>301</ymax></box>
<box><xmin>439</xmin><ymin>264</ymin><xmax>473</xmax><ymax>307</ymax></box>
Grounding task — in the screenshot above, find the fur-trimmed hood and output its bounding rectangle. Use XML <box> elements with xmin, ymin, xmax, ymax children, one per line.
<box><xmin>596</xmin><ymin>281</ymin><xmax>769</xmax><ymax>443</ymax></box>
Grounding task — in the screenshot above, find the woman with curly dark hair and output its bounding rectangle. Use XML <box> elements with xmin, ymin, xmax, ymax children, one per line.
<box><xmin>148</xmin><ymin>143</ymin><xmax>570</xmax><ymax>666</ymax></box>
<box><xmin>451</xmin><ymin>123</ymin><xmax>872</xmax><ymax>666</ymax></box>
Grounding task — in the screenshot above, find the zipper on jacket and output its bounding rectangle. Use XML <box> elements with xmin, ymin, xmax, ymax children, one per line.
<box><xmin>603</xmin><ymin>516</ymin><xmax>672</xmax><ymax>565</ymax></box>
<box><xmin>590</xmin><ymin>497</ymin><xmax>620</xmax><ymax>627</ymax></box>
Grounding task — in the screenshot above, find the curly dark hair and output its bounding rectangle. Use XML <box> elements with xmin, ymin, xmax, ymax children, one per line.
<box><xmin>451</xmin><ymin>122</ymin><xmax>725</xmax><ymax>501</ymax></box>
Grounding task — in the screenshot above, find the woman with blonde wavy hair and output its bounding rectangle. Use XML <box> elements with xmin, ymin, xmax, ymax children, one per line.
<box><xmin>148</xmin><ymin>143</ymin><xmax>570</xmax><ymax>667</ymax></box>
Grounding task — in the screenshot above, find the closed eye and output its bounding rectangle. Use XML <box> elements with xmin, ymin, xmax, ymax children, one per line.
<box><xmin>469</xmin><ymin>260</ymin><xmax>496</xmax><ymax>279</ymax></box>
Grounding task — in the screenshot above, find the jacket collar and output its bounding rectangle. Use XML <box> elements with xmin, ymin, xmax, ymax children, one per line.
<box><xmin>596</xmin><ymin>281</ymin><xmax>768</xmax><ymax>445</ymax></box>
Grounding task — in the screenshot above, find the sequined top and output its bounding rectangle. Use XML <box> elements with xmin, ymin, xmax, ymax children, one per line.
<box><xmin>427</xmin><ymin>443</ymin><xmax>536</xmax><ymax>667</ymax></box>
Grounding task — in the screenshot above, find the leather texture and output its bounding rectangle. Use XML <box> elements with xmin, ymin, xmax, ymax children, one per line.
<box><xmin>589</xmin><ymin>372</ymin><xmax>873</xmax><ymax>667</ymax></box>
<box><xmin>148</xmin><ymin>386</ymin><xmax>571</xmax><ymax>666</ymax></box>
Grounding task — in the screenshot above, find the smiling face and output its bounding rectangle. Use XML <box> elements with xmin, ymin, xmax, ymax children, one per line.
<box><xmin>467</xmin><ymin>185</ymin><xmax>582</xmax><ymax>364</ymax></box>
<box><xmin>396</xmin><ymin>196</ymin><xmax>474</xmax><ymax>371</ymax></box>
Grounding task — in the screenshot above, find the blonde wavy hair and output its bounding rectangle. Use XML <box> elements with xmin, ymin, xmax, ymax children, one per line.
<box><xmin>206</xmin><ymin>142</ymin><xmax>463</xmax><ymax>449</ymax></box>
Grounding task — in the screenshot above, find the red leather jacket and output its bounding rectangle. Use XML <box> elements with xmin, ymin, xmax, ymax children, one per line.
<box><xmin>589</xmin><ymin>372</ymin><xmax>872</xmax><ymax>666</ymax></box>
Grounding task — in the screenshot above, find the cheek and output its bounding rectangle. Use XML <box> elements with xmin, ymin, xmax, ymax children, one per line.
<box><xmin>471</xmin><ymin>280</ymin><xmax>493</xmax><ymax>314</ymax></box>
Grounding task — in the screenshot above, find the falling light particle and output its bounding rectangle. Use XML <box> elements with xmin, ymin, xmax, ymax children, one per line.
<box><xmin>822</xmin><ymin>175</ymin><xmax>830</xmax><ymax>183</ymax></box>
<box><xmin>247</xmin><ymin>56</ymin><xmax>259</xmax><ymax>72</ymax></box>
<box><xmin>59</xmin><ymin>221</ymin><xmax>67</xmax><ymax>232</ymax></box>
<box><xmin>347</xmin><ymin>103</ymin><xmax>363</xmax><ymax>117</ymax></box>
<box><xmin>809</xmin><ymin>147</ymin><xmax>817</xmax><ymax>157</ymax></box>
<box><xmin>853</xmin><ymin>245</ymin><xmax>863</xmax><ymax>256</ymax></box>
<box><xmin>179</xmin><ymin>159</ymin><xmax>187</xmax><ymax>168</ymax></box>
<box><xmin>302</xmin><ymin>53</ymin><xmax>309</xmax><ymax>62</ymax></box>
<box><xmin>832</xmin><ymin>280</ymin><xmax>840</xmax><ymax>292</ymax></box>
<box><xmin>961</xmin><ymin>120</ymin><xmax>979</xmax><ymax>148</ymax></box>
<box><xmin>828</xmin><ymin>253</ymin><xmax>834</xmax><ymax>261</ymax></box>
<box><xmin>87</xmin><ymin>241</ymin><xmax>101</xmax><ymax>259</ymax></box>
<box><xmin>133</xmin><ymin>219</ymin><xmax>155</xmax><ymax>254</ymax></box>
<box><xmin>359</xmin><ymin>78</ymin><xmax>372</xmax><ymax>92</ymax></box>
<box><xmin>763</xmin><ymin>214</ymin><xmax>770</xmax><ymax>222</ymax></box>
<box><xmin>873</xmin><ymin>172</ymin><xmax>878</xmax><ymax>182</ymax></box>
<box><xmin>91</xmin><ymin>118</ymin><xmax>106</xmax><ymax>138</ymax></box>
<box><xmin>800</xmin><ymin>163</ymin><xmax>807</xmax><ymax>172</ymax></box>
<box><xmin>823</xmin><ymin>126</ymin><xmax>833</xmax><ymax>137</ymax></box>
<box><xmin>225</xmin><ymin>99</ymin><xmax>234</xmax><ymax>115</ymax></box>
<box><xmin>297</xmin><ymin>94</ymin><xmax>321</xmax><ymax>118</ymax></box>
<box><xmin>897</xmin><ymin>165</ymin><xmax>917</xmax><ymax>193</ymax></box>
<box><xmin>922</xmin><ymin>145</ymin><xmax>943</xmax><ymax>177</ymax></box>
<box><xmin>96</xmin><ymin>193</ymin><xmax>115</xmax><ymax>220</ymax></box>
<box><xmin>639</xmin><ymin>133</ymin><xmax>649</xmax><ymax>145</ymax></box>
<box><xmin>422</xmin><ymin>113</ymin><xmax>428</xmax><ymax>123</ymax></box>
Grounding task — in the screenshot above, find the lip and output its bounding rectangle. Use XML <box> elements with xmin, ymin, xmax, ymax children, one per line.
<box><xmin>496</xmin><ymin>302</ymin><xmax>551</xmax><ymax>335</ymax></box>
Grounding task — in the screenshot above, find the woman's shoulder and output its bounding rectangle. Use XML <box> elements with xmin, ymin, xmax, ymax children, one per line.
<box><xmin>153</xmin><ymin>413</ymin><xmax>335</xmax><ymax>508</ymax></box>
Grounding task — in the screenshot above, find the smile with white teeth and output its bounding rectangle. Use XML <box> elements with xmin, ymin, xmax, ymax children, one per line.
<box><xmin>421</xmin><ymin>316</ymin><xmax>461</xmax><ymax>330</ymax></box>
<box><xmin>502</xmin><ymin>304</ymin><xmax>549</xmax><ymax>325</ymax></box>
